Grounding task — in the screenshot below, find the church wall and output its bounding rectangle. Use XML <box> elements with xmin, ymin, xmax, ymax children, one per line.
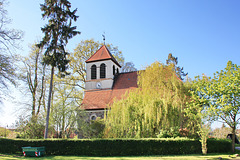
<box><xmin>86</xmin><ymin>60</ymin><xmax>120</xmax><ymax>81</ymax></box>
<box><xmin>86</xmin><ymin>110</ymin><xmax>106</xmax><ymax>122</ymax></box>
<box><xmin>85</xmin><ymin>59</ymin><xmax>121</xmax><ymax>90</ymax></box>
<box><xmin>77</xmin><ymin>109</ymin><xmax>106</xmax><ymax>138</ymax></box>
<box><xmin>85</xmin><ymin>79</ymin><xmax>113</xmax><ymax>90</ymax></box>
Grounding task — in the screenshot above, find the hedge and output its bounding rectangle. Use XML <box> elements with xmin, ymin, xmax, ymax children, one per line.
<box><xmin>0</xmin><ymin>138</ymin><xmax>231</xmax><ymax>156</ymax></box>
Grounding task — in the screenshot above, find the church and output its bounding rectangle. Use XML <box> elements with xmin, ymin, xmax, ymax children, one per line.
<box><xmin>81</xmin><ymin>45</ymin><xmax>138</xmax><ymax>121</ymax></box>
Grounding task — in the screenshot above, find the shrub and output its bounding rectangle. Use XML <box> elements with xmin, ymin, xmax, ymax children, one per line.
<box><xmin>0</xmin><ymin>138</ymin><xmax>231</xmax><ymax>156</ymax></box>
<box><xmin>156</xmin><ymin>127</ymin><xmax>181</xmax><ymax>138</ymax></box>
<box><xmin>207</xmin><ymin>138</ymin><xmax>231</xmax><ymax>153</ymax></box>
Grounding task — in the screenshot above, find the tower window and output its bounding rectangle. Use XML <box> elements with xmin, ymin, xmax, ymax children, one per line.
<box><xmin>117</xmin><ymin>68</ymin><xmax>119</xmax><ymax>74</ymax></box>
<box><xmin>113</xmin><ymin>65</ymin><xmax>115</xmax><ymax>75</ymax></box>
<box><xmin>100</xmin><ymin>63</ymin><xmax>106</xmax><ymax>78</ymax></box>
<box><xmin>91</xmin><ymin>65</ymin><xmax>97</xmax><ymax>79</ymax></box>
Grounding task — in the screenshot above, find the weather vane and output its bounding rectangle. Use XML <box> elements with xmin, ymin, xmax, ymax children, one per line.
<box><xmin>102</xmin><ymin>32</ymin><xmax>105</xmax><ymax>45</ymax></box>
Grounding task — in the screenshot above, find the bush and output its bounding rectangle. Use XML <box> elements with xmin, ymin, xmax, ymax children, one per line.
<box><xmin>207</xmin><ymin>138</ymin><xmax>231</xmax><ymax>153</ymax></box>
<box><xmin>156</xmin><ymin>127</ymin><xmax>181</xmax><ymax>138</ymax></box>
<box><xmin>0</xmin><ymin>138</ymin><xmax>231</xmax><ymax>156</ymax></box>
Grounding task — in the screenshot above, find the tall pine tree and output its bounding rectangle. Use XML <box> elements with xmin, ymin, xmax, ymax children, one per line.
<box><xmin>166</xmin><ymin>53</ymin><xmax>188</xmax><ymax>80</ymax></box>
<box><xmin>37</xmin><ymin>0</ymin><xmax>80</xmax><ymax>139</ymax></box>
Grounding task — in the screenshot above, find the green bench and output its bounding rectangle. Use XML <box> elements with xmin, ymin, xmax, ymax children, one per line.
<box><xmin>22</xmin><ymin>146</ymin><xmax>45</xmax><ymax>157</ymax></box>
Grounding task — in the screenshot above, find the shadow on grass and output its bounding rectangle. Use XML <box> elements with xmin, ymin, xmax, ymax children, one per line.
<box><xmin>0</xmin><ymin>153</ymin><xmax>239</xmax><ymax>160</ymax></box>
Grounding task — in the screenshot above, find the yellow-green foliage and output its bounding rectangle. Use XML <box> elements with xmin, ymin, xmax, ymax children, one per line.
<box><xmin>104</xmin><ymin>61</ymin><xmax>188</xmax><ymax>138</ymax></box>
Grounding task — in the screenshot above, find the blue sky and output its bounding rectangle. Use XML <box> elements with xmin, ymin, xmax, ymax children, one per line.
<box><xmin>8</xmin><ymin>0</ymin><xmax>240</xmax><ymax>78</ymax></box>
<box><xmin>1</xmin><ymin>0</ymin><xmax>240</xmax><ymax>127</ymax></box>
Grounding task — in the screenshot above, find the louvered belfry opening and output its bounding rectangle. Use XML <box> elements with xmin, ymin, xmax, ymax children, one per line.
<box><xmin>100</xmin><ymin>63</ymin><xmax>106</xmax><ymax>78</ymax></box>
<box><xmin>91</xmin><ymin>64</ymin><xmax>97</xmax><ymax>79</ymax></box>
<box><xmin>113</xmin><ymin>65</ymin><xmax>115</xmax><ymax>75</ymax></box>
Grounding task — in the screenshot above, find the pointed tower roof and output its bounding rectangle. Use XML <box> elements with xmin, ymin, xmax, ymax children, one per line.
<box><xmin>86</xmin><ymin>45</ymin><xmax>121</xmax><ymax>67</ymax></box>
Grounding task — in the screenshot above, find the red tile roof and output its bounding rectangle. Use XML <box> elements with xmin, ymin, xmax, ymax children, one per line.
<box><xmin>82</xmin><ymin>71</ymin><xmax>138</xmax><ymax>110</ymax></box>
<box><xmin>85</xmin><ymin>45</ymin><xmax>121</xmax><ymax>67</ymax></box>
<box><xmin>113</xmin><ymin>71</ymin><xmax>138</xmax><ymax>89</ymax></box>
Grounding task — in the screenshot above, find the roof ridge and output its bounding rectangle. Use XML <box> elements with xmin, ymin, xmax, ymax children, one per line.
<box><xmin>105</xmin><ymin>46</ymin><xmax>120</xmax><ymax>66</ymax></box>
<box><xmin>119</xmin><ymin>71</ymin><xmax>138</xmax><ymax>74</ymax></box>
<box><xmin>85</xmin><ymin>45</ymin><xmax>105</xmax><ymax>62</ymax></box>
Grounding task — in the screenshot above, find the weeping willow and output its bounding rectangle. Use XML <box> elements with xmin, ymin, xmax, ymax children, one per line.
<box><xmin>104</xmin><ymin>61</ymin><xmax>188</xmax><ymax>138</ymax></box>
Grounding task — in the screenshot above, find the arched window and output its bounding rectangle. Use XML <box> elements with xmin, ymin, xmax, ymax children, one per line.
<box><xmin>91</xmin><ymin>65</ymin><xmax>97</xmax><ymax>79</ymax></box>
<box><xmin>100</xmin><ymin>63</ymin><xmax>106</xmax><ymax>79</ymax></box>
<box><xmin>113</xmin><ymin>65</ymin><xmax>115</xmax><ymax>75</ymax></box>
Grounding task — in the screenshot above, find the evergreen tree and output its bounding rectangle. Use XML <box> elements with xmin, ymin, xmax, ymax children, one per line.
<box><xmin>166</xmin><ymin>53</ymin><xmax>188</xmax><ymax>80</ymax></box>
<box><xmin>37</xmin><ymin>0</ymin><xmax>80</xmax><ymax>139</ymax></box>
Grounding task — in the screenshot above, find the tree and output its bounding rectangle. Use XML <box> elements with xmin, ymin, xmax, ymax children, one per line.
<box><xmin>51</xmin><ymin>76</ymin><xmax>79</xmax><ymax>138</ymax></box>
<box><xmin>14</xmin><ymin>114</ymin><xmax>56</xmax><ymax>139</ymax></box>
<box><xmin>187</xmin><ymin>61</ymin><xmax>240</xmax><ymax>153</ymax></box>
<box><xmin>104</xmin><ymin>61</ymin><xmax>188</xmax><ymax>138</ymax></box>
<box><xmin>0</xmin><ymin>0</ymin><xmax>23</xmax><ymax>103</ymax></box>
<box><xmin>121</xmin><ymin>62</ymin><xmax>137</xmax><ymax>73</ymax></box>
<box><xmin>212</xmin><ymin>124</ymin><xmax>231</xmax><ymax>139</ymax></box>
<box><xmin>37</xmin><ymin>0</ymin><xmax>80</xmax><ymax>139</ymax></box>
<box><xmin>0</xmin><ymin>126</ymin><xmax>11</xmax><ymax>138</ymax></box>
<box><xmin>0</xmin><ymin>0</ymin><xmax>23</xmax><ymax>53</ymax></box>
<box><xmin>185</xmin><ymin>76</ymin><xmax>212</xmax><ymax>154</ymax></box>
<box><xmin>166</xmin><ymin>53</ymin><xmax>188</xmax><ymax>80</ymax></box>
<box><xmin>16</xmin><ymin>43</ymin><xmax>49</xmax><ymax>139</ymax></box>
<box><xmin>0</xmin><ymin>54</ymin><xmax>15</xmax><ymax>93</ymax></box>
<box><xmin>19</xmin><ymin>44</ymin><xmax>47</xmax><ymax>118</ymax></box>
<box><xmin>210</xmin><ymin>61</ymin><xmax>240</xmax><ymax>153</ymax></box>
<box><xmin>14</xmin><ymin>115</ymin><xmax>45</xmax><ymax>139</ymax></box>
<box><xmin>77</xmin><ymin>110</ymin><xmax>105</xmax><ymax>139</ymax></box>
<box><xmin>68</xmin><ymin>39</ymin><xmax>124</xmax><ymax>91</ymax></box>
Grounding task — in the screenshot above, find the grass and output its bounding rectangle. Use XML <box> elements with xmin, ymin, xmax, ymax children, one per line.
<box><xmin>0</xmin><ymin>154</ymin><xmax>239</xmax><ymax>160</ymax></box>
<box><xmin>2</xmin><ymin>147</ymin><xmax>240</xmax><ymax>160</ymax></box>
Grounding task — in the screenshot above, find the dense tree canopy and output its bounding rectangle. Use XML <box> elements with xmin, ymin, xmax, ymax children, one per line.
<box><xmin>185</xmin><ymin>76</ymin><xmax>212</xmax><ymax>154</ymax></box>
<box><xmin>104</xmin><ymin>61</ymin><xmax>189</xmax><ymax>138</ymax></box>
<box><xmin>187</xmin><ymin>61</ymin><xmax>240</xmax><ymax>153</ymax></box>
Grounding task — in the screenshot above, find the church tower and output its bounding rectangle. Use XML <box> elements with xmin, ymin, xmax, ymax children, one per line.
<box><xmin>85</xmin><ymin>45</ymin><xmax>121</xmax><ymax>91</ymax></box>
<box><xmin>82</xmin><ymin>45</ymin><xmax>137</xmax><ymax>123</ymax></box>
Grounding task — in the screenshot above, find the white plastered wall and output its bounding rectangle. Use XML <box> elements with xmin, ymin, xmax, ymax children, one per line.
<box><xmin>85</xmin><ymin>59</ymin><xmax>121</xmax><ymax>90</ymax></box>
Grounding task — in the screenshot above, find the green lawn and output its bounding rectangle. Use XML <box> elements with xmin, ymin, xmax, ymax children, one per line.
<box><xmin>0</xmin><ymin>154</ymin><xmax>239</xmax><ymax>160</ymax></box>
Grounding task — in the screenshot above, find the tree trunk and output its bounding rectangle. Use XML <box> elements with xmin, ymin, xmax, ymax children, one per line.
<box><xmin>232</xmin><ymin>126</ymin><xmax>236</xmax><ymax>153</ymax></box>
<box><xmin>44</xmin><ymin>66</ymin><xmax>54</xmax><ymax>139</ymax></box>
<box><xmin>37</xmin><ymin>65</ymin><xmax>46</xmax><ymax>116</ymax></box>
<box><xmin>62</xmin><ymin>115</ymin><xmax>65</xmax><ymax>138</ymax></box>
<box><xmin>201</xmin><ymin>136</ymin><xmax>207</xmax><ymax>155</ymax></box>
<box><xmin>32</xmin><ymin>93</ymin><xmax>36</xmax><ymax>117</ymax></box>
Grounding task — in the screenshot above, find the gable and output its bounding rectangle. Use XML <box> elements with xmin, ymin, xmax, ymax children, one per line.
<box><xmin>85</xmin><ymin>45</ymin><xmax>121</xmax><ymax>67</ymax></box>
